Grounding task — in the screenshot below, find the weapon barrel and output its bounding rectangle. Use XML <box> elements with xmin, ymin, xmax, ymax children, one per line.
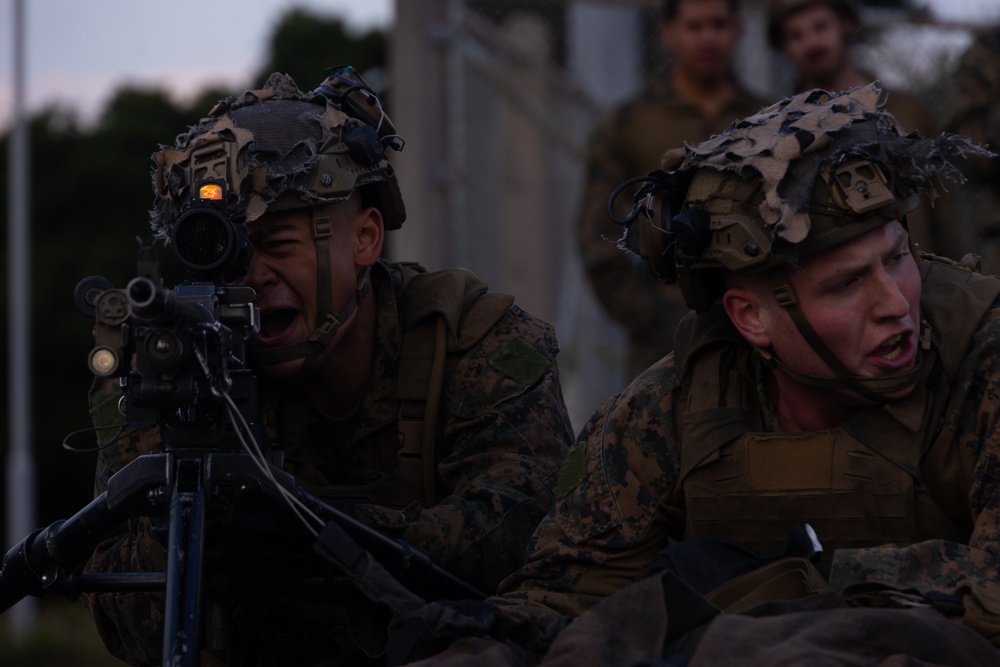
<box><xmin>127</xmin><ymin>277</ymin><xmax>213</xmax><ymax>327</ymax></box>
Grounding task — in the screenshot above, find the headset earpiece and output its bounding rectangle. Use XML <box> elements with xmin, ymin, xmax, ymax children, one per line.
<box><xmin>342</xmin><ymin>125</ymin><xmax>386</xmax><ymax>166</ymax></box>
<box><xmin>637</xmin><ymin>191</ymin><xmax>678</xmax><ymax>282</ymax></box>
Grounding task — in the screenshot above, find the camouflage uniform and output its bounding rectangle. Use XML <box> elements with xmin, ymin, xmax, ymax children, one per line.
<box><xmin>577</xmin><ymin>79</ymin><xmax>763</xmax><ymax>380</ymax></box>
<box><xmin>83</xmin><ymin>258</ymin><xmax>574</xmax><ymax>666</ymax></box>
<box><xmin>491</xmin><ymin>256</ymin><xmax>1000</xmax><ymax>644</ymax></box>
<box><xmin>946</xmin><ymin>27</ymin><xmax>1000</xmax><ymax>275</ymax></box>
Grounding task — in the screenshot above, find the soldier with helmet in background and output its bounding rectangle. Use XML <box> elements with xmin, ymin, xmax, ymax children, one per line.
<box><xmin>766</xmin><ymin>0</ymin><xmax>973</xmax><ymax>262</ymax></box>
<box><xmin>397</xmin><ymin>84</ymin><xmax>1000</xmax><ymax>666</ymax></box>
<box><xmin>82</xmin><ymin>69</ymin><xmax>574</xmax><ymax>666</ymax></box>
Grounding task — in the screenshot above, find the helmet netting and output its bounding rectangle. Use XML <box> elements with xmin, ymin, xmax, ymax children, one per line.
<box><xmin>660</xmin><ymin>83</ymin><xmax>991</xmax><ymax>245</ymax></box>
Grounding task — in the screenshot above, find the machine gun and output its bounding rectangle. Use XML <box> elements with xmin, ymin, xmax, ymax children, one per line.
<box><xmin>0</xmin><ymin>223</ymin><xmax>484</xmax><ymax>665</ymax></box>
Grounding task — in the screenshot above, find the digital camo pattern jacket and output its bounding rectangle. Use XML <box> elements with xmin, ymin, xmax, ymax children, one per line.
<box><xmin>491</xmin><ymin>259</ymin><xmax>1000</xmax><ymax>647</ymax></box>
<box><xmin>82</xmin><ymin>259</ymin><xmax>574</xmax><ymax>665</ymax></box>
<box><xmin>577</xmin><ymin>78</ymin><xmax>763</xmax><ymax>379</ymax></box>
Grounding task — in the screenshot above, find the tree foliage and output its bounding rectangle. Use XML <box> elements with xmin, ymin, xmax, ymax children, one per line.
<box><xmin>252</xmin><ymin>8</ymin><xmax>387</xmax><ymax>90</ymax></box>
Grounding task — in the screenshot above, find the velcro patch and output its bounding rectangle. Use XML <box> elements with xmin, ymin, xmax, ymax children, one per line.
<box><xmin>488</xmin><ymin>337</ymin><xmax>550</xmax><ymax>385</ymax></box>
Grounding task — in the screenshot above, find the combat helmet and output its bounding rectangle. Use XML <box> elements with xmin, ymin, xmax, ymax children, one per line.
<box><xmin>613</xmin><ymin>83</ymin><xmax>989</xmax><ymax>400</ymax></box>
<box><xmin>150</xmin><ymin>67</ymin><xmax>406</xmax><ymax>373</ymax></box>
<box><xmin>766</xmin><ymin>0</ymin><xmax>860</xmax><ymax>49</ymax></box>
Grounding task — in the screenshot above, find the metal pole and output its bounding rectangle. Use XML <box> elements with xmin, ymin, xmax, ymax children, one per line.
<box><xmin>6</xmin><ymin>0</ymin><xmax>38</xmax><ymax>638</ymax></box>
<box><xmin>445</xmin><ymin>0</ymin><xmax>468</xmax><ymax>271</ymax></box>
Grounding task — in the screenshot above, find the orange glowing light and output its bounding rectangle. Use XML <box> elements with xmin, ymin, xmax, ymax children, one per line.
<box><xmin>199</xmin><ymin>183</ymin><xmax>224</xmax><ymax>200</ymax></box>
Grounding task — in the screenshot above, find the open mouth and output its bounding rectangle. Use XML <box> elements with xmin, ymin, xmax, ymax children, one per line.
<box><xmin>259</xmin><ymin>309</ymin><xmax>298</xmax><ymax>341</ymax></box>
<box><xmin>875</xmin><ymin>334</ymin><xmax>905</xmax><ymax>361</ymax></box>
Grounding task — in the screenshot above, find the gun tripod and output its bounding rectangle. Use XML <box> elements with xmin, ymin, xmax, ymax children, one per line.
<box><xmin>0</xmin><ymin>445</ymin><xmax>484</xmax><ymax>667</ymax></box>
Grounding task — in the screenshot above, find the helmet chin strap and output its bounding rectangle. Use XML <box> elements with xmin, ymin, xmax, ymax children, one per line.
<box><xmin>758</xmin><ymin>270</ymin><xmax>927</xmax><ymax>403</ymax></box>
<box><xmin>251</xmin><ymin>208</ymin><xmax>371</xmax><ymax>376</ymax></box>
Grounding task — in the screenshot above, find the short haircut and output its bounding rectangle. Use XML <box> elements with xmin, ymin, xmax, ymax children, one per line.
<box><xmin>767</xmin><ymin>0</ymin><xmax>861</xmax><ymax>50</ymax></box>
<box><xmin>662</xmin><ymin>0</ymin><xmax>742</xmax><ymax>21</ymax></box>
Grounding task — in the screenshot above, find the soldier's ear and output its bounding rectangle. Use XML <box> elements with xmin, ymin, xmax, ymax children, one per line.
<box><xmin>723</xmin><ymin>286</ymin><xmax>772</xmax><ymax>349</ymax></box>
<box><xmin>353</xmin><ymin>206</ymin><xmax>384</xmax><ymax>268</ymax></box>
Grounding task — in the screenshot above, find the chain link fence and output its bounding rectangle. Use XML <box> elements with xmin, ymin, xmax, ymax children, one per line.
<box><xmin>389</xmin><ymin>0</ymin><xmax>994</xmax><ymax>430</ymax></box>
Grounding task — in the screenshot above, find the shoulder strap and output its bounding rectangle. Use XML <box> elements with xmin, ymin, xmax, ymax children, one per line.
<box><xmin>394</xmin><ymin>266</ymin><xmax>515</xmax><ymax>507</ymax></box>
<box><xmin>395</xmin><ymin>313</ymin><xmax>449</xmax><ymax>507</ymax></box>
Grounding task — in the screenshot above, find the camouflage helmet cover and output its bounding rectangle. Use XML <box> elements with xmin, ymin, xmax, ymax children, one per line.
<box><xmin>618</xmin><ymin>84</ymin><xmax>991</xmax><ymax>311</ymax></box>
<box><xmin>150</xmin><ymin>70</ymin><xmax>406</xmax><ymax>242</ymax></box>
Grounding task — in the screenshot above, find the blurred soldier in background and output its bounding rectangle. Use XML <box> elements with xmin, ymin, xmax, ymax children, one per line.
<box><xmin>946</xmin><ymin>25</ymin><xmax>1000</xmax><ymax>276</ymax></box>
<box><xmin>83</xmin><ymin>69</ymin><xmax>574</xmax><ymax>666</ymax></box>
<box><xmin>577</xmin><ymin>0</ymin><xmax>764</xmax><ymax>381</ymax></box>
<box><xmin>766</xmin><ymin>0</ymin><xmax>972</xmax><ymax>260</ymax></box>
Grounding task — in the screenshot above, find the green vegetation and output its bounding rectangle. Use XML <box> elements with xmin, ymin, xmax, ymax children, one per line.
<box><xmin>254</xmin><ymin>8</ymin><xmax>388</xmax><ymax>90</ymax></box>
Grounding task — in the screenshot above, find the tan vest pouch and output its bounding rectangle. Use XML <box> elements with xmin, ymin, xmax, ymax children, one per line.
<box><xmin>705</xmin><ymin>557</ymin><xmax>830</xmax><ymax>613</ymax></box>
<box><xmin>682</xmin><ymin>429</ymin><xmax>921</xmax><ymax>552</ymax></box>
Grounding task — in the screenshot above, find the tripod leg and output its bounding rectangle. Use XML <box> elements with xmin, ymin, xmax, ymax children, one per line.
<box><xmin>162</xmin><ymin>457</ymin><xmax>206</xmax><ymax>667</ymax></box>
